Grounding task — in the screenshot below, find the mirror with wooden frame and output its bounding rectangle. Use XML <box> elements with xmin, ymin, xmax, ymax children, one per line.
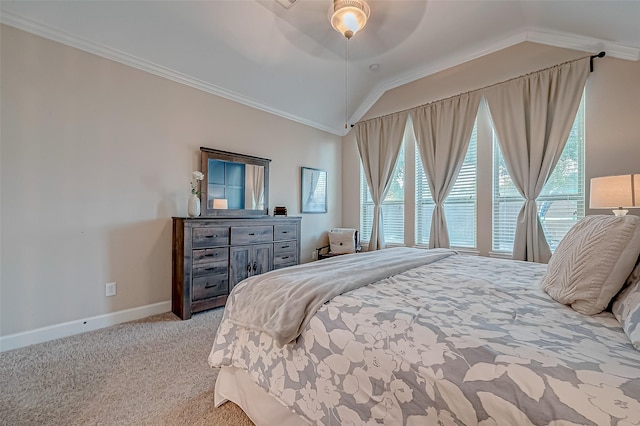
<box><xmin>200</xmin><ymin>147</ymin><xmax>271</xmax><ymax>216</ymax></box>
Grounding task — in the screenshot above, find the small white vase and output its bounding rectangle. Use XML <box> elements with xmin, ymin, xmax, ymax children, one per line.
<box><xmin>187</xmin><ymin>194</ymin><xmax>201</xmax><ymax>218</ymax></box>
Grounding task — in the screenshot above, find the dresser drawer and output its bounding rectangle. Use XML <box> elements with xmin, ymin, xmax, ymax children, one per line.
<box><xmin>192</xmin><ymin>247</ymin><xmax>228</xmax><ymax>265</ymax></box>
<box><xmin>192</xmin><ymin>227</ymin><xmax>229</xmax><ymax>248</ymax></box>
<box><xmin>274</xmin><ymin>224</ymin><xmax>297</xmax><ymax>241</ymax></box>
<box><xmin>193</xmin><ymin>261</ymin><xmax>228</xmax><ymax>277</ymax></box>
<box><xmin>230</xmin><ymin>226</ymin><xmax>273</xmax><ymax>245</ymax></box>
<box><xmin>274</xmin><ymin>241</ymin><xmax>296</xmax><ymax>255</ymax></box>
<box><xmin>274</xmin><ymin>252</ymin><xmax>297</xmax><ymax>268</ymax></box>
<box><xmin>192</xmin><ymin>273</ymin><xmax>228</xmax><ymax>300</ymax></box>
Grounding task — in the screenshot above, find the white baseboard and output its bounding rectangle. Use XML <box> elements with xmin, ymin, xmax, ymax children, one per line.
<box><xmin>0</xmin><ymin>301</ymin><xmax>171</xmax><ymax>352</ymax></box>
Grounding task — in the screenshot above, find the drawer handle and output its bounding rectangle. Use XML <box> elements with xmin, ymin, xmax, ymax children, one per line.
<box><xmin>282</xmin><ymin>256</ymin><xmax>289</xmax><ymax>259</ymax></box>
<box><xmin>204</xmin><ymin>253</ymin><xmax>216</xmax><ymax>257</ymax></box>
<box><xmin>248</xmin><ymin>233</ymin><xmax>255</xmax><ymax>236</ymax></box>
<box><xmin>204</xmin><ymin>267</ymin><xmax>216</xmax><ymax>271</ymax></box>
<box><xmin>205</xmin><ymin>235</ymin><xmax>217</xmax><ymax>239</ymax></box>
<box><xmin>253</xmin><ymin>262</ymin><xmax>257</xmax><ymax>272</ymax></box>
<box><xmin>282</xmin><ymin>231</ymin><xmax>289</xmax><ymax>234</ymax></box>
<box><xmin>281</xmin><ymin>245</ymin><xmax>290</xmax><ymax>249</ymax></box>
<box><xmin>205</xmin><ymin>282</ymin><xmax>218</xmax><ymax>288</ymax></box>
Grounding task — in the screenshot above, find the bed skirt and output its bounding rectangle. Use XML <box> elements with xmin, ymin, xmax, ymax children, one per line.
<box><xmin>214</xmin><ymin>366</ymin><xmax>310</xmax><ymax>425</ymax></box>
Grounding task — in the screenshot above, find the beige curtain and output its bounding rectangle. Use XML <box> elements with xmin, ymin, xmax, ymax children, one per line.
<box><xmin>484</xmin><ymin>57</ymin><xmax>589</xmax><ymax>263</ymax></box>
<box><xmin>411</xmin><ymin>93</ymin><xmax>481</xmax><ymax>248</ymax></box>
<box><xmin>246</xmin><ymin>165</ymin><xmax>264</xmax><ymax>210</ymax></box>
<box><xmin>355</xmin><ymin>112</ymin><xmax>408</xmax><ymax>250</ymax></box>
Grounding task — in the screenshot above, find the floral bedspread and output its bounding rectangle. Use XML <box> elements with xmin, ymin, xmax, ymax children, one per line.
<box><xmin>209</xmin><ymin>253</ymin><xmax>640</xmax><ymax>425</ymax></box>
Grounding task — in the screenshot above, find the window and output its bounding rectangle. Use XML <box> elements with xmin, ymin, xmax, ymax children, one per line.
<box><xmin>360</xmin><ymin>141</ymin><xmax>405</xmax><ymax>244</ymax></box>
<box><xmin>492</xmin><ymin>95</ymin><xmax>585</xmax><ymax>252</ymax></box>
<box><xmin>415</xmin><ymin>121</ymin><xmax>478</xmax><ymax>248</ymax></box>
<box><xmin>357</xmin><ymin>94</ymin><xmax>585</xmax><ymax>256</ymax></box>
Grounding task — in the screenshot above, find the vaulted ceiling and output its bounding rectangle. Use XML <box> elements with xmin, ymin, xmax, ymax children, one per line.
<box><xmin>2</xmin><ymin>1</ymin><xmax>639</xmax><ymax>136</ymax></box>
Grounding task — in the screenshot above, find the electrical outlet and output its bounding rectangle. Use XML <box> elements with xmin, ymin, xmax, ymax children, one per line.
<box><xmin>105</xmin><ymin>282</ymin><xmax>116</xmax><ymax>297</ymax></box>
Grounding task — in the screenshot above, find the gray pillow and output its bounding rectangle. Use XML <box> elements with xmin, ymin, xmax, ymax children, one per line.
<box><xmin>612</xmin><ymin>258</ymin><xmax>640</xmax><ymax>350</ymax></box>
<box><xmin>542</xmin><ymin>215</ymin><xmax>640</xmax><ymax>315</ymax></box>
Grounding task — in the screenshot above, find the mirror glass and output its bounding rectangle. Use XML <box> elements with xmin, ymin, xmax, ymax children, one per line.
<box><xmin>200</xmin><ymin>147</ymin><xmax>271</xmax><ymax>216</ymax></box>
<box><xmin>206</xmin><ymin>160</ymin><xmax>264</xmax><ymax>210</ymax></box>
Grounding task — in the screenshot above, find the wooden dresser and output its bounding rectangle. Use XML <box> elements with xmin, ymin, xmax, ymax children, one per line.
<box><xmin>172</xmin><ymin>216</ymin><xmax>301</xmax><ymax>319</ymax></box>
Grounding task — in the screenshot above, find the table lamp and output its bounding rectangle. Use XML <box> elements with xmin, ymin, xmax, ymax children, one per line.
<box><xmin>213</xmin><ymin>199</ymin><xmax>228</xmax><ymax>209</ymax></box>
<box><xmin>590</xmin><ymin>174</ymin><xmax>639</xmax><ymax>216</ymax></box>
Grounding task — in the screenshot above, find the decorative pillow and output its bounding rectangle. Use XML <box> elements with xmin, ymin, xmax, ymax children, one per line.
<box><xmin>329</xmin><ymin>228</ymin><xmax>356</xmax><ymax>254</ymax></box>
<box><xmin>623</xmin><ymin>254</ymin><xmax>640</xmax><ymax>288</ymax></box>
<box><xmin>611</xmin><ymin>256</ymin><xmax>640</xmax><ymax>350</ymax></box>
<box><xmin>542</xmin><ymin>215</ymin><xmax>640</xmax><ymax>315</ymax></box>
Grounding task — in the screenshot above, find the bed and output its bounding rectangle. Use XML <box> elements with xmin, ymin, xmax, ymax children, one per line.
<box><xmin>209</xmin><ymin>217</ymin><xmax>640</xmax><ymax>425</ymax></box>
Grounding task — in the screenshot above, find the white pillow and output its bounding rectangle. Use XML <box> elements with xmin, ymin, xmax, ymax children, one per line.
<box><xmin>611</xmin><ymin>256</ymin><xmax>640</xmax><ymax>350</ymax></box>
<box><xmin>623</xmin><ymin>255</ymin><xmax>640</xmax><ymax>289</ymax></box>
<box><xmin>329</xmin><ymin>228</ymin><xmax>356</xmax><ymax>254</ymax></box>
<box><xmin>542</xmin><ymin>215</ymin><xmax>640</xmax><ymax>315</ymax></box>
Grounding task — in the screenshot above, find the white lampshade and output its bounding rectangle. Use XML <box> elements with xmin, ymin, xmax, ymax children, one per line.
<box><xmin>213</xmin><ymin>199</ymin><xmax>228</xmax><ymax>209</ymax></box>
<box><xmin>590</xmin><ymin>174</ymin><xmax>639</xmax><ymax>216</ymax></box>
<box><xmin>329</xmin><ymin>0</ymin><xmax>370</xmax><ymax>39</ymax></box>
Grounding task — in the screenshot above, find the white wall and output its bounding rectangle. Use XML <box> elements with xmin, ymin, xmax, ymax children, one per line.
<box><xmin>342</xmin><ymin>42</ymin><xmax>640</xmax><ymax>250</ymax></box>
<box><xmin>1</xmin><ymin>25</ymin><xmax>342</xmax><ymax>338</ymax></box>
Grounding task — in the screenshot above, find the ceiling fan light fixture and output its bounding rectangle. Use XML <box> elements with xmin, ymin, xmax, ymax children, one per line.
<box><xmin>329</xmin><ymin>0</ymin><xmax>370</xmax><ymax>39</ymax></box>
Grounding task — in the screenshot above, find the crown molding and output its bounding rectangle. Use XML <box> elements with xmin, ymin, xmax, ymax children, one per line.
<box><xmin>347</xmin><ymin>28</ymin><xmax>640</xmax><ymax>130</ymax></box>
<box><xmin>3</xmin><ymin>10</ymin><xmax>638</xmax><ymax>138</ymax></box>
<box><xmin>0</xmin><ymin>12</ymin><xmax>344</xmax><ymax>136</ymax></box>
<box><xmin>526</xmin><ymin>29</ymin><xmax>640</xmax><ymax>61</ymax></box>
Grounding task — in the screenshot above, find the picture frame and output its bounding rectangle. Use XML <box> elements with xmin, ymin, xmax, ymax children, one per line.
<box><xmin>301</xmin><ymin>167</ymin><xmax>327</xmax><ymax>214</ymax></box>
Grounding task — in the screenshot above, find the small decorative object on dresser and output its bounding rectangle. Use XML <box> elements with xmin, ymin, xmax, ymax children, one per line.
<box><xmin>172</xmin><ymin>216</ymin><xmax>301</xmax><ymax>319</ymax></box>
<box><xmin>188</xmin><ymin>171</ymin><xmax>204</xmax><ymax>218</ymax></box>
<box><xmin>187</xmin><ymin>194</ymin><xmax>200</xmax><ymax>218</ymax></box>
<box><xmin>274</xmin><ymin>206</ymin><xmax>288</xmax><ymax>216</ymax></box>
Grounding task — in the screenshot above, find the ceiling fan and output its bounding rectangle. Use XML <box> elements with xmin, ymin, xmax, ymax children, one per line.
<box><xmin>265</xmin><ymin>0</ymin><xmax>425</xmax><ymax>59</ymax></box>
<box><xmin>276</xmin><ymin>0</ymin><xmax>371</xmax><ymax>39</ymax></box>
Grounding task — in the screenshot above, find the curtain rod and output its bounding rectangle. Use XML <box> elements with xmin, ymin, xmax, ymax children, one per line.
<box><xmin>590</xmin><ymin>51</ymin><xmax>606</xmax><ymax>72</ymax></box>
<box><xmin>351</xmin><ymin>51</ymin><xmax>606</xmax><ymax>128</ymax></box>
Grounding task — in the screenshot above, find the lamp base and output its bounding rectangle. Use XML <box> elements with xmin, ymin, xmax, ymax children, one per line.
<box><xmin>612</xmin><ymin>209</ymin><xmax>628</xmax><ymax>216</ymax></box>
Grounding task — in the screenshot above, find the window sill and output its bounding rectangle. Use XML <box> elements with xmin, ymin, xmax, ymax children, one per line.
<box><xmin>361</xmin><ymin>241</ymin><xmax>485</xmax><ymax>258</ymax></box>
<box><xmin>360</xmin><ymin>241</ymin><xmax>406</xmax><ymax>250</ymax></box>
<box><xmin>413</xmin><ymin>244</ymin><xmax>478</xmax><ymax>254</ymax></box>
<box><xmin>452</xmin><ymin>248</ymin><xmax>479</xmax><ymax>256</ymax></box>
<box><xmin>488</xmin><ymin>251</ymin><xmax>513</xmax><ymax>259</ymax></box>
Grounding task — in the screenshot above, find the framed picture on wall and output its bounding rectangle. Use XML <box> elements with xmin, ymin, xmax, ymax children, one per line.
<box><xmin>301</xmin><ymin>167</ymin><xmax>327</xmax><ymax>213</ymax></box>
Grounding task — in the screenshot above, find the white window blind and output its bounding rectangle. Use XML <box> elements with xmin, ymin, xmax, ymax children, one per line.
<box><xmin>360</xmin><ymin>141</ymin><xmax>405</xmax><ymax>244</ymax></box>
<box><xmin>492</xmin><ymin>95</ymin><xmax>585</xmax><ymax>252</ymax></box>
<box><xmin>415</xmin><ymin>121</ymin><xmax>478</xmax><ymax>248</ymax></box>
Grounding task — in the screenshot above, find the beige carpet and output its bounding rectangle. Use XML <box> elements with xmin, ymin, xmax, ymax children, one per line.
<box><xmin>0</xmin><ymin>308</ymin><xmax>254</xmax><ymax>425</ymax></box>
